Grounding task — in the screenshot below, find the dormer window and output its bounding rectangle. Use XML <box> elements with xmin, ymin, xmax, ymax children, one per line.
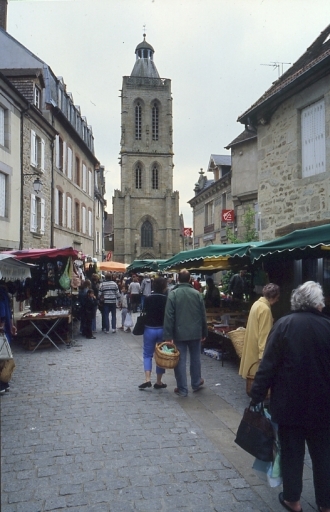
<box><xmin>34</xmin><ymin>86</ymin><xmax>41</xmax><ymax>109</ymax></box>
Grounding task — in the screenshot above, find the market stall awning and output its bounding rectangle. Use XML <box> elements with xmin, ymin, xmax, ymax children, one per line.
<box><xmin>0</xmin><ymin>254</ymin><xmax>33</xmax><ymax>280</ymax></box>
<box><xmin>126</xmin><ymin>259</ymin><xmax>166</xmax><ymax>273</ymax></box>
<box><xmin>3</xmin><ymin>247</ymin><xmax>79</xmax><ymax>261</ymax></box>
<box><xmin>160</xmin><ymin>243</ymin><xmax>261</xmax><ymax>271</ymax></box>
<box><xmin>249</xmin><ymin>224</ymin><xmax>330</xmax><ymax>261</ymax></box>
<box><xmin>98</xmin><ymin>261</ymin><xmax>128</xmax><ymax>272</ymax></box>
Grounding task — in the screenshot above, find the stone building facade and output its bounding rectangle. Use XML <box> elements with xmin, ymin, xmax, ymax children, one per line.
<box><xmin>113</xmin><ymin>36</ymin><xmax>180</xmax><ymax>263</ymax></box>
<box><xmin>237</xmin><ymin>25</ymin><xmax>330</xmax><ymax>240</ymax></box>
<box><xmin>188</xmin><ymin>155</ymin><xmax>232</xmax><ymax>248</ymax></box>
<box><xmin>0</xmin><ymin>71</ymin><xmax>22</xmax><ymax>250</ymax></box>
<box><xmin>225</xmin><ymin>129</ymin><xmax>259</xmax><ymax>241</ymax></box>
<box><xmin>0</xmin><ymin>22</ymin><xmax>105</xmax><ymax>257</ymax></box>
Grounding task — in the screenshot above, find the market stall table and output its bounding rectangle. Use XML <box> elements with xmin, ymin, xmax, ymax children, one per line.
<box><xmin>17</xmin><ymin>311</ymin><xmax>71</xmax><ymax>351</ymax></box>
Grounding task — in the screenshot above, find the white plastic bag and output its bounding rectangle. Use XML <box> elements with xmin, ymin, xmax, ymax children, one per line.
<box><xmin>124</xmin><ymin>313</ymin><xmax>134</xmax><ymax>328</ymax></box>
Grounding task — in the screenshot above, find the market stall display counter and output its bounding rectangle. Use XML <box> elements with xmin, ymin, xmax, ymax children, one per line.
<box><xmin>17</xmin><ymin>310</ymin><xmax>71</xmax><ymax>351</ymax></box>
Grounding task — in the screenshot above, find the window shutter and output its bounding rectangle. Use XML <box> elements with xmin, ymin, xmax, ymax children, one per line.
<box><xmin>40</xmin><ymin>199</ymin><xmax>45</xmax><ymax>234</ymax></box>
<box><xmin>0</xmin><ymin>106</ymin><xmax>4</xmax><ymax>146</ymax></box>
<box><xmin>82</xmin><ymin>206</ymin><xmax>86</xmax><ymax>233</ymax></box>
<box><xmin>67</xmin><ymin>196</ymin><xmax>72</xmax><ymax>229</ymax></box>
<box><xmin>55</xmin><ymin>135</ymin><xmax>60</xmax><ymax>168</ymax></box>
<box><xmin>63</xmin><ymin>141</ymin><xmax>67</xmax><ymax>174</ymax></box>
<box><xmin>55</xmin><ymin>189</ymin><xmax>59</xmax><ymax>225</ymax></box>
<box><xmin>88</xmin><ymin>210</ymin><xmax>92</xmax><ymax>236</ymax></box>
<box><xmin>41</xmin><ymin>139</ymin><xmax>45</xmax><ymax>171</ymax></box>
<box><xmin>0</xmin><ymin>172</ymin><xmax>6</xmax><ymax>217</ymax></box>
<box><xmin>31</xmin><ymin>131</ymin><xmax>37</xmax><ymax>166</ymax></box>
<box><xmin>67</xmin><ymin>147</ymin><xmax>72</xmax><ymax>179</ymax></box>
<box><xmin>30</xmin><ymin>194</ymin><xmax>36</xmax><ymax>232</ymax></box>
<box><xmin>62</xmin><ymin>192</ymin><xmax>66</xmax><ymax>228</ymax></box>
<box><xmin>302</xmin><ymin>99</ymin><xmax>325</xmax><ymax>177</ymax></box>
<box><xmin>88</xmin><ymin>170</ymin><xmax>92</xmax><ymax>196</ymax></box>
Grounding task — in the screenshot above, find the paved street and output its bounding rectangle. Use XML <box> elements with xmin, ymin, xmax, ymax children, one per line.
<box><xmin>1</xmin><ymin>311</ymin><xmax>318</xmax><ymax>512</ymax></box>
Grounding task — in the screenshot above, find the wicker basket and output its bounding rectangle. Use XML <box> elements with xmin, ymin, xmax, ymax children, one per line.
<box><xmin>154</xmin><ymin>342</ymin><xmax>180</xmax><ymax>369</ymax></box>
<box><xmin>227</xmin><ymin>327</ymin><xmax>246</xmax><ymax>359</ymax></box>
<box><xmin>246</xmin><ymin>361</ymin><xmax>270</xmax><ymax>398</ymax></box>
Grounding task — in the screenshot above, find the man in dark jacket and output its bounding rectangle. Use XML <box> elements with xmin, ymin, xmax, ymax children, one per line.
<box><xmin>163</xmin><ymin>269</ymin><xmax>207</xmax><ymax>397</ymax></box>
<box><xmin>250</xmin><ymin>281</ymin><xmax>330</xmax><ymax>512</ymax></box>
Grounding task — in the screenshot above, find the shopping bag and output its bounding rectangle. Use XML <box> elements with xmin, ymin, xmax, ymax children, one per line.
<box><xmin>0</xmin><ymin>359</ymin><xmax>16</xmax><ymax>382</ymax></box>
<box><xmin>234</xmin><ymin>404</ymin><xmax>275</xmax><ymax>462</ymax></box>
<box><xmin>124</xmin><ymin>313</ymin><xmax>134</xmax><ymax>329</ymax></box>
<box><xmin>59</xmin><ymin>257</ymin><xmax>72</xmax><ymax>290</ymax></box>
<box><xmin>132</xmin><ymin>312</ymin><xmax>146</xmax><ymax>335</ymax></box>
<box><xmin>0</xmin><ymin>332</ymin><xmax>13</xmax><ymax>360</ymax></box>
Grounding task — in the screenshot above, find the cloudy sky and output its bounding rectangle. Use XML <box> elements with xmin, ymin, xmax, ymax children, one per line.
<box><xmin>7</xmin><ymin>0</ymin><xmax>330</xmax><ymax>226</ymax></box>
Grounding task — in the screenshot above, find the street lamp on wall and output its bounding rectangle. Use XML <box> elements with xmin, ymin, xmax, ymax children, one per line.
<box><xmin>23</xmin><ymin>174</ymin><xmax>43</xmax><ymax>194</ymax></box>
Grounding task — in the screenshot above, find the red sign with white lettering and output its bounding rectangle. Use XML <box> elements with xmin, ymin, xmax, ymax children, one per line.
<box><xmin>183</xmin><ymin>227</ymin><xmax>193</xmax><ymax>237</ymax></box>
<box><xmin>222</xmin><ymin>210</ymin><xmax>235</xmax><ymax>223</ymax></box>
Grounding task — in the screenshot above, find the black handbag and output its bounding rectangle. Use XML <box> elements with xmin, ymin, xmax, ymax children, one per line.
<box><xmin>132</xmin><ymin>312</ymin><xmax>146</xmax><ymax>336</ymax></box>
<box><xmin>234</xmin><ymin>404</ymin><xmax>275</xmax><ymax>462</ymax></box>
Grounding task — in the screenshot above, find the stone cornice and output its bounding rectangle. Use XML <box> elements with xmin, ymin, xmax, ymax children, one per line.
<box><xmin>188</xmin><ymin>171</ymin><xmax>232</xmax><ymax>207</ymax></box>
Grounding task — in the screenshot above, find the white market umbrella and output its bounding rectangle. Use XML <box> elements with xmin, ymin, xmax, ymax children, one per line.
<box><xmin>0</xmin><ymin>254</ymin><xmax>32</xmax><ymax>281</ymax></box>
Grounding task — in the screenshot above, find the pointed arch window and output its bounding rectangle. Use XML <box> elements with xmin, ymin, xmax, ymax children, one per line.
<box><xmin>152</xmin><ymin>102</ymin><xmax>159</xmax><ymax>141</ymax></box>
<box><xmin>135</xmin><ymin>102</ymin><xmax>142</xmax><ymax>140</ymax></box>
<box><xmin>152</xmin><ymin>165</ymin><xmax>159</xmax><ymax>189</ymax></box>
<box><xmin>141</xmin><ymin>220</ymin><xmax>153</xmax><ymax>247</ymax></box>
<box><xmin>135</xmin><ymin>164</ymin><xmax>142</xmax><ymax>189</ymax></box>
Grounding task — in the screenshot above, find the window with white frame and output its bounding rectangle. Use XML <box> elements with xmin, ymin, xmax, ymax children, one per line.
<box><xmin>205</xmin><ymin>201</ymin><xmax>214</xmax><ymax>226</ymax></box>
<box><xmin>55</xmin><ymin>135</ymin><xmax>64</xmax><ymax>171</ymax></box>
<box><xmin>74</xmin><ymin>201</ymin><xmax>80</xmax><ymax>232</ymax></box>
<box><xmin>82</xmin><ymin>164</ymin><xmax>87</xmax><ymax>191</ymax></box>
<box><xmin>0</xmin><ymin>171</ymin><xmax>8</xmax><ymax>217</ymax></box>
<box><xmin>88</xmin><ymin>209</ymin><xmax>92</xmax><ymax>236</ymax></box>
<box><xmin>34</xmin><ymin>86</ymin><xmax>41</xmax><ymax>109</ymax></box>
<box><xmin>0</xmin><ymin>106</ymin><xmax>5</xmax><ymax>146</ymax></box>
<box><xmin>30</xmin><ymin>194</ymin><xmax>45</xmax><ymax>234</ymax></box>
<box><xmin>301</xmin><ymin>99</ymin><xmax>326</xmax><ymax>177</ymax></box>
<box><xmin>82</xmin><ymin>205</ymin><xmax>86</xmax><ymax>233</ymax></box>
<box><xmin>67</xmin><ymin>196</ymin><xmax>72</xmax><ymax>229</ymax></box>
<box><xmin>55</xmin><ymin>189</ymin><xmax>65</xmax><ymax>226</ymax></box>
<box><xmin>96</xmin><ymin>200</ymin><xmax>100</xmax><ymax>219</ymax></box>
<box><xmin>31</xmin><ymin>130</ymin><xmax>45</xmax><ymax>171</ymax></box>
<box><xmin>88</xmin><ymin>169</ymin><xmax>92</xmax><ymax>196</ymax></box>
<box><xmin>67</xmin><ymin>147</ymin><xmax>73</xmax><ymax>179</ymax></box>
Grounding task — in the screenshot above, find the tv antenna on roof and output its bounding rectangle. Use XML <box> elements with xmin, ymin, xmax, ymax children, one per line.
<box><xmin>261</xmin><ymin>61</ymin><xmax>291</xmax><ymax>77</ymax></box>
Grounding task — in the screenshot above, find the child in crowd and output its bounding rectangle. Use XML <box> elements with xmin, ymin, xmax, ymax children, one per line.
<box><xmin>119</xmin><ymin>285</ymin><xmax>131</xmax><ymax>332</ymax></box>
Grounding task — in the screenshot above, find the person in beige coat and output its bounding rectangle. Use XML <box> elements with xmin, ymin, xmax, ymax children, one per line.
<box><xmin>239</xmin><ymin>283</ymin><xmax>280</xmax><ymax>379</ymax></box>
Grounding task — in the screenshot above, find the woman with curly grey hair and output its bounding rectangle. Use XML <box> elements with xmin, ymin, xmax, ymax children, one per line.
<box><xmin>250</xmin><ymin>281</ymin><xmax>330</xmax><ymax>512</ymax></box>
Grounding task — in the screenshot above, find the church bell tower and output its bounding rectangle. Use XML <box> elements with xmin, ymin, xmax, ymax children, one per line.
<box><xmin>113</xmin><ymin>34</ymin><xmax>180</xmax><ymax>263</ymax></box>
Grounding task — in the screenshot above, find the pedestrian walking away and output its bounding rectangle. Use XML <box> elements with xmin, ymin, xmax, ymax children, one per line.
<box><xmin>99</xmin><ymin>273</ymin><xmax>121</xmax><ymax>333</ymax></box>
<box><xmin>138</xmin><ymin>277</ymin><xmax>168</xmax><ymax>390</ymax></box>
<box><xmin>128</xmin><ymin>276</ymin><xmax>141</xmax><ymax>313</ymax></box>
<box><xmin>249</xmin><ymin>281</ymin><xmax>330</xmax><ymax>512</ymax></box>
<box><xmin>163</xmin><ymin>269</ymin><xmax>207</xmax><ymax>397</ymax></box>
<box><xmin>140</xmin><ymin>273</ymin><xmax>152</xmax><ymax>310</ymax></box>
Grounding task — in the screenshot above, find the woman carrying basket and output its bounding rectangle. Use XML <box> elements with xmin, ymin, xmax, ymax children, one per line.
<box><xmin>138</xmin><ymin>277</ymin><xmax>168</xmax><ymax>390</ymax></box>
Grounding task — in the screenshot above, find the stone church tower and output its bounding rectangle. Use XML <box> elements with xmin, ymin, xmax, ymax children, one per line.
<box><xmin>113</xmin><ymin>35</ymin><xmax>180</xmax><ymax>263</ymax></box>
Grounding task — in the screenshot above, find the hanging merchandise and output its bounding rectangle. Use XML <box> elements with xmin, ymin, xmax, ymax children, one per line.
<box><xmin>59</xmin><ymin>258</ymin><xmax>72</xmax><ymax>290</ymax></box>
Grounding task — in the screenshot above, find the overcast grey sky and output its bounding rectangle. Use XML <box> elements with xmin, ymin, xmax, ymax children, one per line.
<box><xmin>7</xmin><ymin>0</ymin><xmax>330</xmax><ymax>226</ymax></box>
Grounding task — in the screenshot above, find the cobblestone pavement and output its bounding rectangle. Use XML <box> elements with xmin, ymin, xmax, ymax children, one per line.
<box><xmin>1</xmin><ymin>311</ymin><xmax>318</xmax><ymax>512</ymax></box>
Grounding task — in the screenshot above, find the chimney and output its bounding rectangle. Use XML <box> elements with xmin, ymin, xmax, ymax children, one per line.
<box><xmin>0</xmin><ymin>0</ymin><xmax>7</xmax><ymax>31</ymax></box>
